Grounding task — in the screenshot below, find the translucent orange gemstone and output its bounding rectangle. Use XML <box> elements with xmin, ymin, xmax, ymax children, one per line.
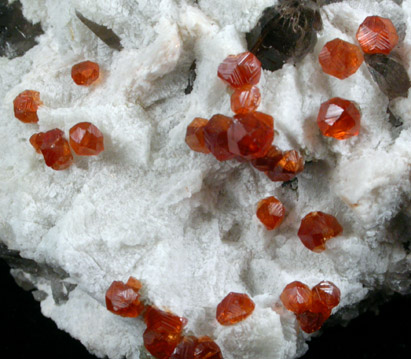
<box><xmin>170</xmin><ymin>336</ymin><xmax>223</xmax><ymax>359</ymax></box>
<box><xmin>317</xmin><ymin>97</ymin><xmax>361</xmax><ymax>140</ymax></box>
<box><xmin>356</xmin><ymin>16</ymin><xmax>399</xmax><ymax>55</ymax></box>
<box><xmin>126</xmin><ymin>276</ymin><xmax>143</xmax><ymax>292</ymax></box>
<box><xmin>185</xmin><ymin>118</ymin><xmax>211</xmax><ymax>154</ymax></box>
<box><xmin>29</xmin><ymin>132</ymin><xmax>44</xmax><ymax>153</ymax></box>
<box><xmin>71</xmin><ymin>61</ymin><xmax>100</xmax><ymax>86</ymax></box>
<box><xmin>296</xmin><ymin>309</ymin><xmax>331</xmax><ymax>333</ymax></box>
<box><xmin>39</xmin><ymin>129</ymin><xmax>73</xmax><ymax>171</ymax></box>
<box><xmin>69</xmin><ymin>122</ymin><xmax>104</xmax><ymax>156</ymax></box>
<box><xmin>280</xmin><ymin>281</ymin><xmax>312</xmax><ymax>314</ymax></box>
<box><xmin>105</xmin><ymin>277</ymin><xmax>144</xmax><ymax>318</ymax></box>
<box><xmin>298</xmin><ymin>212</ymin><xmax>343</xmax><ymax>252</ymax></box>
<box><xmin>227</xmin><ymin>112</ymin><xmax>274</xmax><ymax>160</ymax></box>
<box><xmin>143</xmin><ymin>307</ymin><xmax>186</xmax><ymax>359</ymax></box>
<box><xmin>252</xmin><ymin>146</ymin><xmax>304</xmax><ymax>182</ymax></box>
<box><xmin>216</xmin><ymin>292</ymin><xmax>255</xmax><ymax>325</ymax></box>
<box><xmin>319</xmin><ymin>39</ymin><xmax>364</xmax><ymax>79</ymax></box>
<box><xmin>230</xmin><ymin>85</ymin><xmax>261</xmax><ymax>114</ymax></box>
<box><xmin>203</xmin><ymin>114</ymin><xmax>235</xmax><ymax>161</ymax></box>
<box><xmin>311</xmin><ymin>281</ymin><xmax>341</xmax><ymax>313</ymax></box>
<box><xmin>217</xmin><ymin>52</ymin><xmax>262</xmax><ymax>89</ymax></box>
<box><xmin>256</xmin><ymin>196</ymin><xmax>285</xmax><ymax>230</ymax></box>
<box><xmin>13</xmin><ymin>90</ymin><xmax>42</xmax><ymax>123</ymax></box>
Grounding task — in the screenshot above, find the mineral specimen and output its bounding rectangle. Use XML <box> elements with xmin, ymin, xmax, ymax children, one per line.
<box><xmin>216</xmin><ymin>292</ymin><xmax>255</xmax><ymax>325</ymax></box>
<box><xmin>185</xmin><ymin>118</ymin><xmax>210</xmax><ymax>154</ymax></box>
<box><xmin>69</xmin><ymin>122</ymin><xmax>105</xmax><ymax>156</ymax></box>
<box><xmin>256</xmin><ymin>196</ymin><xmax>285</xmax><ymax>230</ymax></box>
<box><xmin>71</xmin><ymin>61</ymin><xmax>100</xmax><ymax>86</ymax></box>
<box><xmin>280</xmin><ymin>281</ymin><xmax>312</xmax><ymax>314</ymax></box>
<box><xmin>170</xmin><ymin>336</ymin><xmax>223</xmax><ymax>359</ymax></box>
<box><xmin>230</xmin><ymin>85</ymin><xmax>261</xmax><ymax>114</ymax></box>
<box><xmin>13</xmin><ymin>90</ymin><xmax>42</xmax><ymax>123</ymax></box>
<box><xmin>203</xmin><ymin>114</ymin><xmax>235</xmax><ymax>161</ymax></box>
<box><xmin>319</xmin><ymin>39</ymin><xmax>364</xmax><ymax>79</ymax></box>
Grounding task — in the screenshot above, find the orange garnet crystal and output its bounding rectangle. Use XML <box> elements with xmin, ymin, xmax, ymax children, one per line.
<box><xmin>217</xmin><ymin>52</ymin><xmax>262</xmax><ymax>89</ymax></box>
<box><xmin>311</xmin><ymin>281</ymin><xmax>341</xmax><ymax>313</ymax></box>
<box><xmin>38</xmin><ymin>129</ymin><xmax>73</xmax><ymax>170</ymax></box>
<box><xmin>256</xmin><ymin>196</ymin><xmax>285</xmax><ymax>230</ymax></box>
<box><xmin>143</xmin><ymin>306</ymin><xmax>186</xmax><ymax>359</ymax></box>
<box><xmin>280</xmin><ymin>281</ymin><xmax>312</xmax><ymax>314</ymax></box>
<box><xmin>30</xmin><ymin>132</ymin><xmax>44</xmax><ymax>153</ymax></box>
<box><xmin>13</xmin><ymin>90</ymin><xmax>42</xmax><ymax>123</ymax></box>
<box><xmin>317</xmin><ymin>97</ymin><xmax>361</xmax><ymax>140</ymax></box>
<box><xmin>356</xmin><ymin>16</ymin><xmax>399</xmax><ymax>55</ymax></box>
<box><xmin>170</xmin><ymin>336</ymin><xmax>223</xmax><ymax>359</ymax></box>
<box><xmin>298</xmin><ymin>212</ymin><xmax>343</xmax><ymax>252</ymax></box>
<box><xmin>319</xmin><ymin>38</ymin><xmax>364</xmax><ymax>79</ymax></box>
<box><xmin>71</xmin><ymin>61</ymin><xmax>100</xmax><ymax>86</ymax></box>
<box><xmin>185</xmin><ymin>118</ymin><xmax>211</xmax><ymax>154</ymax></box>
<box><xmin>216</xmin><ymin>292</ymin><xmax>255</xmax><ymax>325</ymax></box>
<box><xmin>296</xmin><ymin>310</ymin><xmax>330</xmax><ymax>333</ymax></box>
<box><xmin>231</xmin><ymin>85</ymin><xmax>261</xmax><ymax>114</ymax></box>
<box><xmin>69</xmin><ymin>122</ymin><xmax>104</xmax><ymax>156</ymax></box>
<box><xmin>105</xmin><ymin>277</ymin><xmax>144</xmax><ymax>318</ymax></box>
<box><xmin>203</xmin><ymin>114</ymin><xmax>235</xmax><ymax>161</ymax></box>
<box><xmin>227</xmin><ymin>112</ymin><xmax>274</xmax><ymax>160</ymax></box>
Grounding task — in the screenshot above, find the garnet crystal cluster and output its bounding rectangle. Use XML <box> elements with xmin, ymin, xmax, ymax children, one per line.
<box><xmin>185</xmin><ymin>52</ymin><xmax>304</xmax><ymax>182</ymax></box>
<box><xmin>280</xmin><ymin>280</ymin><xmax>341</xmax><ymax>333</ymax></box>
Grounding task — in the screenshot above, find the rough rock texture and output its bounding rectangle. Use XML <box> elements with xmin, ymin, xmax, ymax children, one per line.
<box><xmin>0</xmin><ymin>0</ymin><xmax>410</xmax><ymax>358</ymax></box>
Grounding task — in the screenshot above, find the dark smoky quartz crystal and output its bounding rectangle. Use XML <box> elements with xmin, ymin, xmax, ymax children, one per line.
<box><xmin>0</xmin><ymin>0</ymin><xmax>43</xmax><ymax>59</ymax></box>
<box><xmin>246</xmin><ymin>0</ymin><xmax>322</xmax><ymax>71</ymax></box>
<box><xmin>365</xmin><ymin>54</ymin><xmax>411</xmax><ymax>100</ymax></box>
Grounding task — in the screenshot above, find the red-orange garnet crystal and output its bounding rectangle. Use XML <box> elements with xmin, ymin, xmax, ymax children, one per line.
<box><xmin>143</xmin><ymin>306</ymin><xmax>186</xmax><ymax>359</ymax></box>
<box><xmin>30</xmin><ymin>132</ymin><xmax>44</xmax><ymax>153</ymax></box>
<box><xmin>216</xmin><ymin>292</ymin><xmax>255</xmax><ymax>325</ymax></box>
<box><xmin>38</xmin><ymin>129</ymin><xmax>73</xmax><ymax>170</ymax></box>
<box><xmin>203</xmin><ymin>114</ymin><xmax>235</xmax><ymax>161</ymax></box>
<box><xmin>296</xmin><ymin>310</ymin><xmax>330</xmax><ymax>333</ymax></box>
<box><xmin>231</xmin><ymin>85</ymin><xmax>261</xmax><ymax>114</ymax></box>
<box><xmin>256</xmin><ymin>196</ymin><xmax>285</xmax><ymax>230</ymax></box>
<box><xmin>185</xmin><ymin>117</ymin><xmax>211</xmax><ymax>154</ymax></box>
<box><xmin>280</xmin><ymin>281</ymin><xmax>312</xmax><ymax>314</ymax></box>
<box><xmin>298</xmin><ymin>212</ymin><xmax>343</xmax><ymax>252</ymax></box>
<box><xmin>227</xmin><ymin>112</ymin><xmax>274</xmax><ymax>160</ymax></box>
<box><xmin>105</xmin><ymin>277</ymin><xmax>144</xmax><ymax>318</ymax></box>
<box><xmin>317</xmin><ymin>97</ymin><xmax>361</xmax><ymax>140</ymax></box>
<box><xmin>13</xmin><ymin>90</ymin><xmax>42</xmax><ymax>123</ymax></box>
<box><xmin>311</xmin><ymin>281</ymin><xmax>341</xmax><ymax>313</ymax></box>
<box><xmin>69</xmin><ymin>122</ymin><xmax>104</xmax><ymax>156</ymax></box>
<box><xmin>71</xmin><ymin>61</ymin><xmax>100</xmax><ymax>86</ymax></box>
<box><xmin>217</xmin><ymin>52</ymin><xmax>262</xmax><ymax>89</ymax></box>
<box><xmin>356</xmin><ymin>16</ymin><xmax>399</xmax><ymax>54</ymax></box>
<box><xmin>170</xmin><ymin>336</ymin><xmax>223</xmax><ymax>359</ymax></box>
<box><xmin>319</xmin><ymin>38</ymin><xmax>364</xmax><ymax>79</ymax></box>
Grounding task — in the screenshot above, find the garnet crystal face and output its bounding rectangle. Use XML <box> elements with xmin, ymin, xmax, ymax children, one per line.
<box><xmin>227</xmin><ymin>112</ymin><xmax>274</xmax><ymax>160</ymax></box>
<box><xmin>317</xmin><ymin>97</ymin><xmax>361</xmax><ymax>140</ymax></box>
<box><xmin>217</xmin><ymin>52</ymin><xmax>262</xmax><ymax>89</ymax></box>
<box><xmin>298</xmin><ymin>212</ymin><xmax>343</xmax><ymax>252</ymax></box>
<box><xmin>185</xmin><ymin>117</ymin><xmax>211</xmax><ymax>154</ymax></box>
<box><xmin>203</xmin><ymin>114</ymin><xmax>235</xmax><ymax>161</ymax></box>
<box><xmin>256</xmin><ymin>196</ymin><xmax>285</xmax><ymax>230</ymax></box>
<box><xmin>170</xmin><ymin>336</ymin><xmax>223</xmax><ymax>359</ymax></box>
<box><xmin>280</xmin><ymin>281</ymin><xmax>312</xmax><ymax>314</ymax></box>
<box><xmin>216</xmin><ymin>292</ymin><xmax>255</xmax><ymax>325</ymax></box>
<box><xmin>356</xmin><ymin>16</ymin><xmax>399</xmax><ymax>55</ymax></box>
<box><xmin>296</xmin><ymin>309</ymin><xmax>330</xmax><ymax>333</ymax></box>
<box><xmin>13</xmin><ymin>90</ymin><xmax>42</xmax><ymax>123</ymax></box>
<box><xmin>71</xmin><ymin>60</ymin><xmax>100</xmax><ymax>86</ymax></box>
<box><xmin>311</xmin><ymin>281</ymin><xmax>341</xmax><ymax>312</ymax></box>
<box><xmin>319</xmin><ymin>38</ymin><xmax>364</xmax><ymax>79</ymax></box>
<box><xmin>38</xmin><ymin>129</ymin><xmax>73</xmax><ymax>171</ymax></box>
<box><xmin>230</xmin><ymin>85</ymin><xmax>261</xmax><ymax>114</ymax></box>
<box><xmin>105</xmin><ymin>278</ymin><xmax>144</xmax><ymax>318</ymax></box>
<box><xmin>69</xmin><ymin>122</ymin><xmax>104</xmax><ymax>156</ymax></box>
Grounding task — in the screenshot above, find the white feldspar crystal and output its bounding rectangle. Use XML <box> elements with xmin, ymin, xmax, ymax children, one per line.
<box><xmin>0</xmin><ymin>0</ymin><xmax>410</xmax><ymax>358</ymax></box>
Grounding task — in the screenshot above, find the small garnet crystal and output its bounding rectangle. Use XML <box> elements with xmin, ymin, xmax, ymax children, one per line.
<box><xmin>256</xmin><ymin>196</ymin><xmax>285</xmax><ymax>230</ymax></box>
<box><xmin>216</xmin><ymin>292</ymin><xmax>255</xmax><ymax>325</ymax></box>
<box><xmin>319</xmin><ymin>38</ymin><xmax>364</xmax><ymax>80</ymax></box>
<box><xmin>71</xmin><ymin>60</ymin><xmax>100</xmax><ymax>86</ymax></box>
<box><xmin>170</xmin><ymin>336</ymin><xmax>223</xmax><ymax>359</ymax></box>
<box><xmin>217</xmin><ymin>52</ymin><xmax>262</xmax><ymax>89</ymax></box>
<box><xmin>296</xmin><ymin>310</ymin><xmax>330</xmax><ymax>333</ymax></box>
<box><xmin>13</xmin><ymin>90</ymin><xmax>42</xmax><ymax>123</ymax></box>
<box><xmin>36</xmin><ymin>129</ymin><xmax>73</xmax><ymax>170</ymax></box>
<box><xmin>185</xmin><ymin>118</ymin><xmax>211</xmax><ymax>154</ymax></box>
<box><xmin>230</xmin><ymin>85</ymin><xmax>261</xmax><ymax>114</ymax></box>
<box><xmin>69</xmin><ymin>122</ymin><xmax>104</xmax><ymax>156</ymax></box>
<box><xmin>280</xmin><ymin>281</ymin><xmax>312</xmax><ymax>314</ymax></box>
<box><xmin>227</xmin><ymin>111</ymin><xmax>274</xmax><ymax>160</ymax></box>
<box><xmin>298</xmin><ymin>212</ymin><xmax>343</xmax><ymax>252</ymax></box>
<box><xmin>105</xmin><ymin>277</ymin><xmax>144</xmax><ymax>318</ymax></box>
<box><xmin>317</xmin><ymin>97</ymin><xmax>361</xmax><ymax>140</ymax></box>
<box><xmin>311</xmin><ymin>281</ymin><xmax>341</xmax><ymax>313</ymax></box>
<box><xmin>29</xmin><ymin>132</ymin><xmax>44</xmax><ymax>153</ymax></box>
<box><xmin>203</xmin><ymin>114</ymin><xmax>235</xmax><ymax>161</ymax></box>
<box><xmin>143</xmin><ymin>306</ymin><xmax>186</xmax><ymax>359</ymax></box>
<box><xmin>356</xmin><ymin>16</ymin><xmax>399</xmax><ymax>55</ymax></box>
